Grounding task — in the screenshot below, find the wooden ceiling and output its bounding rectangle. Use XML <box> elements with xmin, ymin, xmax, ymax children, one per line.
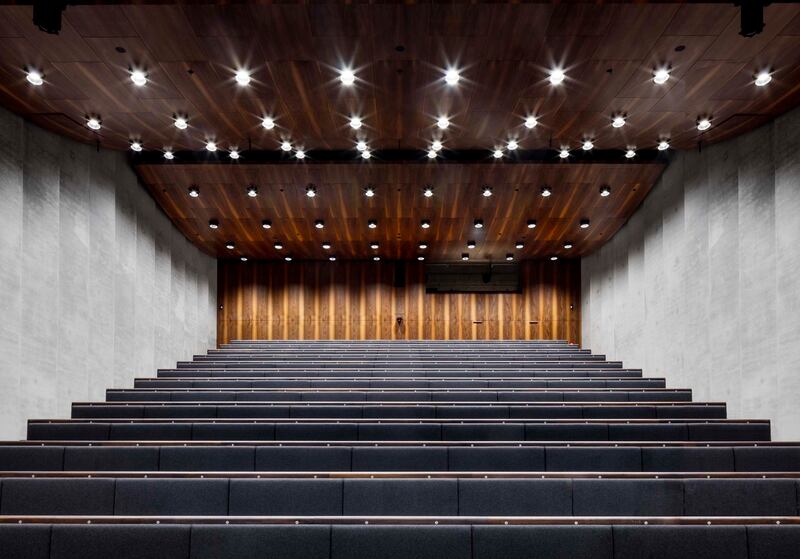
<box><xmin>1</xmin><ymin>2</ymin><xmax>800</xmax><ymax>152</ymax></box>
<box><xmin>2</xmin><ymin>2</ymin><xmax>800</xmax><ymax>261</ymax></box>
<box><xmin>137</xmin><ymin>161</ymin><xmax>664</xmax><ymax>260</ymax></box>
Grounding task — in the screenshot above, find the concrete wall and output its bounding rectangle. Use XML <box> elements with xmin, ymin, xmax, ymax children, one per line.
<box><xmin>0</xmin><ymin>108</ymin><xmax>217</xmax><ymax>439</ymax></box>
<box><xmin>582</xmin><ymin>107</ymin><xmax>800</xmax><ymax>440</ymax></box>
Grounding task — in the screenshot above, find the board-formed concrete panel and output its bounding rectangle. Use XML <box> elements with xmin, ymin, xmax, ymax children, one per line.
<box><xmin>582</xmin><ymin>106</ymin><xmax>800</xmax><ymax>440</ymax></box>
<box><xmin>0</xmin><ymin>107</ymin><xmax>216</xmax><ymax>439</ymax></box>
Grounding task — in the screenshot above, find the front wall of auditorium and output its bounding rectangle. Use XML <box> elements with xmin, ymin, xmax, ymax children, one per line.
<box><xmin>582</xmin><ymin>105</ymin><xmax>800</xmax><ymax>440</ymax></box>
<box><xmin>0</xmin><ymin>107</ymin><xmax>217</xmax><ymax>439</ymax></box>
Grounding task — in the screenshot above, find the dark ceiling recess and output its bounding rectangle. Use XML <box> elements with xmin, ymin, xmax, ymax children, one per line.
<box><xmin>32</xmin><ymin>1</ymin><xmax>68</xmax><ymax>34</ymax></box>
<box><xmin>738</xmin><ymin>1</ymin><xmax>767</xmax><ymax>37</ymax></box>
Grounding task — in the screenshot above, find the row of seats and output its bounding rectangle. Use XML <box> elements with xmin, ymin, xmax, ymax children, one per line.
<box><xmin>105</xmin><ymin>389</ymin><xmax>692</xmax><ymax>402</ymax></box>
<box><xmin>175</xmin><ymin>361</ymin><xmax>621</xmax><ymax>369</ymax></box>
<box><xmin>72</xmin><ymin>403</ymin><xmax>727</xmax><ymax>419</ymax></box>
<box><xmin>135</xmin><ymin>378</ymin><xmax>668</xmax><ymax>388</ymax></box>
<box><xmin>157</xmin><ymin>369</ymin><xmax>646</xmax><ymax>378</ymax></box>
<box><xmin>3</xmin><ymin>445</ymin><xmax>798</xmax><ymax>472</ymax></box>
<box><xmin>27</xmin><ymin>421</ymin><xmax>768</xmax><ymax>442</ymax></box>
<box><xmin>2</xmin><ymin>477</ymin><xmax>799</xmax><ymax>516</ymax></box>
<box><xmin>0</xmin><ymin>524</ymin><xmax>798</xmax><ymax>559</ymax></box>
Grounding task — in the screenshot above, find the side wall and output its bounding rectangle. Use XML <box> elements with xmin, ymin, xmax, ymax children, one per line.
<box><xmin>581</xmin><ymin>107</ymin><xmax>800</xmax><ymax>440</ymax></box>
<box><xmin>218</xmin><ymin>260</ymin><xmax>580</xmax><ymax>343</ymax></box>
<box><xmin>0</xmin><ymin>108</ymin><xmax>217</xmax><ymax>439</ymax></box>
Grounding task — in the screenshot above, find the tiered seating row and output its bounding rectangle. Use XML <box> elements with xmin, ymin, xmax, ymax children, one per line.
<box><xmin>3</xmin><ymin>444</ymin><xmax>799</xmax><ymax>472</ymax></box>
<box><xmin>1</xmin><ymin>477</ymin><xmax>799</xmax><ymax>516</ymax></box>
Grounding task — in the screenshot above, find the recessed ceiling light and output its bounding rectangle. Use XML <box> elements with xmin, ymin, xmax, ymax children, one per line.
<box><xmin>549</xmin><ymin>68</ymin><xmax>566</xmax><ymax>85</ymax></box>
<box><xmin>26</xmin><ymin>69</ymin><xmax>43</xmax><ymax>86</ymax></box>
<box><xmin>599</xmin><ymin>185</ymin><xmax>611</xmax><ymax>197</ymax></box>
<box><xmin>524</xmin><ymin>116</ymin><xmax>537</xmax><ymax>129</ymax></box>
<box><xmin>473</xmin><ymin>219</ymin><xmax>484</xmax><ymax>229</ymax></box>
<box><xmin>364</xmin><ymin>185</ymin><xmax>375</xmax><ymax>197</ymax></box>
<box><xmin>370</xmin><ymin>242</ymin><xmax>379</xmax><ymax>250</ymax></box>
<box><xmin>417</xmin><ymin>255</ymin><xmax>425</xmax><ymax>261</ymax></box>
<box><xmin>130</xmin><ymin>69</ymin><xmax>147</xmax><ymax>87</ymax></box>
<box><xmin>697</xmin><ymin>117</ymin><xmax>711</xmax><ymax>131</ymax></box>
<box><xmin>527</xmin><ymin>220</ymin><xmax>537</xmax><ymax>229</ymax></box>
<box><xmin>86</xmin><ymin>117</ymin><xmax>101</xmax><ymax>130</ymax></box>
<box><xmin>625</xmin><ymin>148</ymin><xmax>636</xmax><ymax>159</ymax></box>
<box><xmin>229</xmin><ymin>149</ymin><xmax>240</xmax><ymax>160</ymax></box>
<box><xmin>444</xmin><ymin>68</ymin><xmax>460</xmax><ymax>85</ymax></box>
<box><xmin>329</xmin><ymin>255</ymin><xmax>336</xmax><ymax>261</ymax></box>
<box><xmin>550</xmin><ymin>255</ymin><xmax>558</xmax><ymax>261</ymax></box>
<box><xmin>368</xmin><ymin>220</ymin><xmax>378</xmax><ymax>229</ymax></box>
<box><xmin>306</xmin><ymin>184</ymin><xmax>317</xmax><ymax>197</ymax></box>
<box><xmin>205</xmin><ymin>141</ymin><xmax>217</xmax><ymax>152</ymax></box>
<box><xmin>234</xmin><ymin>69</ymin><xmax>251</xmax><ymax>86</ymax></box>
<box><xmin>361</xmin><ymin>150</ymin><xmax>371</xmax><ymax>160</ymax></box>
<box><xmin>315</xmin><ymin>219</ymin><xmax>325</xmax><ymax>229</ymax></box>
<box><xmin>262</xmin><ymin>117</ymin><xmax>275</xmax><ymax>130</ymax></box>
<box><xmin>274</xmin><ymin>242</ymin><xmax>283</xmax><ymax>250</ymax></box>
<box><xmin>582</xmin><ymin>140</ymin><xmax>594</xmax><ymax>151</ymax></box>
<box><xmin>506</xmin><ymin>254</ymin><xmax>514</xmax><ymax>261</ymax></box>
<box><xmin>174</xmin><ymin>116</ymin><xmax>188</xmax><ymax>130</ymax></box>
<box><xmin>540</xmin><ymin>186</ymin><xmax>551</xmax><ymax>197</ymax></box>
<box><xmin>559</xmin><ymin>148</ymin><xmax>569</xmax><ymax>159</ymax></box>
<box><xmin>564</xmin><ymin>242</ymin><xmax>573</xmax><ymax>249</ymax></box>
<box><xmin>493</xmin><ymin>149</ymin><xmax>504</xmax><ymax>159</ymax></box>
<box><xmin>437</xmin><ymin>116</ymin><xmax>450</xmax><ymax>129</ymax></box>
<box><xmin>373</xmin><ymin>255</ymin><xmax>381</xmax><ymax>261</ymax></box>
<box><xmin>653</xmin><ymin>68</ymin><xmax>670</xmax><ymax>85</ymax></box>
<box><xmin>295</xmin><ymin>149</ymin><xmax>306</xmax><ymax>160</ymax></box>
<box><xmin>461</xmin><ymin>253</ymin><xmax>469</xmax><ymax>261</ymax></box>
<box><xmin>262</xmin><ymin>220</ymin><xmax>272</xmax><ymax>229</ymax></box>
<box><xmin>247</xmin><ymin>185</ymin><xmax>258</xmax><ymax>197</ymax></box>
<box><xmin>431</xmin><ymin>140</ymin><xmax>443</xmax><ymax>152</ymax></box>
<box><xmin>349</xmin><ymin>116</ymin><xmax>362</xmax><ymax>130</ymax></box>
<box><xmin>208</xmin><ymin>219</ymin><xmax>219</xmax><ymax>229</ymax></box>
<box><xmin>755</xmin><ymin>70</ymin><xmax>772</xmax><ymax>87</ymax></box>
<box><xmin>427</xmin><ymin>149</ymin><xmax>438</xmax><ymax>159</ymax></box>
<box><xmin>240</xmin><ymin>256</ymin><xmax>248</xmax><ymax>262</ymax></box>
<box><xmin>188</xmin><ymin>186</ymin><xmax>200</xmax><ymax>198</ymax></box>
<box><xmin>421</xmin><ymin>219</ymin><xmax>431</xmax><ymax>229</ymax></box>
<box><xmin>281</xmin><ymin>141</ymin><xmax>292</xmax><ymax>152</ymax></box>
<box><xmin>467</xmin><ymin>240</ymin><xmax>476</xmax><ymax>249</ymax></box>
<box><xmin>507</xmin><ymin>140</ymin><xmax>518</xmax><ymax>151</ymax></box>
<box><xmin>164</xmin><ymin>150</ymin><xmax>174</xmax><ymax>160</ymax></box>
<box><xmin>339</xmin><ymin>68</ymin><xmax>355</xmax><ymax>86</ymax></box>
<box><xmin>356</xmin><ymin>141</ymin><xmax>367</xmax><ymax>152</ymax></box>
<box><xmin>658</xmin><ymin>140</ymin><xmax>670</xmax><ymax>151</ymax></box>
<box><xmin>515</xmin><ymin>241</ymin><xmax>524</xmax><ymax>249</ymax></box>
<box><xmin>285</xmin><ymin>256</ymin><xmax>293</xmax><ymax>262</ymax></box>
<box><xmin>423</xmin><ymin>186</ymin><xmax>434</xmax><ymax>197</ymax></box>
<box><xmin>225</xmin><ymin>242</ymin><xmax>235</xmax><ymax>250</ymax></box>
<box><xmin>580</xmin><ymin>219</ymin><xmax>590</xmax><ymax>229</ymax></box>
<box><xmin>322</xmin><ymin>242</ymin><xmax>332</xmax><ymax>250</ymax></box>
<box><xmin>482</xmin><ymin>186</ymin><xmax>493</xmax><ymax>197</ymax></box>
<box><xmin>612</xmin><ymin>115</ymin><xmax>626</xmax><ymax>128</ymax></box>
<box><xmin>419</xmin><ymin>242</ymin><xmax>428</xmax><ymax>250</ymax></box>
<box><xmin>130</xmin><ymin>141</ymin><xmax>142</xmax><ymax>152</ymax></box>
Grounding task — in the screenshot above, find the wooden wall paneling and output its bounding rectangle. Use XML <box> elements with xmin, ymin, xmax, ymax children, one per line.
<box><xmin>217</xmin><ymin>260</ymin><xmax>581</xmax><ymax>344</ymax></box>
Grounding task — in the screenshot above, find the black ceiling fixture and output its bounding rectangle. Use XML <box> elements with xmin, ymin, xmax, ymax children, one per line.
<box><xmin>33</xmin><ymin>1</ymin><xmax>69</xmax><ymax>35</ymax></box>
<box><xmin>736</xmin><ymin>1</ymin><xmax>768</xmax><ymax>38</ymax></box>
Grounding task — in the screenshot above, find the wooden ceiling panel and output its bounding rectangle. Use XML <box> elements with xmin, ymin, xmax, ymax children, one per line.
<box><xmin>2</xmin><ymin>3</ymin><xmax>800</xmax><ymax>151</ymax></box>
<box><xmin>135</xmin><ymin>161</ymin><xmax>664</xmax><ymax>262</ymax></box>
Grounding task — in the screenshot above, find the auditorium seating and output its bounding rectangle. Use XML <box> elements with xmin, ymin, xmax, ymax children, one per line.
<box><xmin>1</xmin><ymin>340</ymin><xmax>798</xmax><ymax>559</ymax></box>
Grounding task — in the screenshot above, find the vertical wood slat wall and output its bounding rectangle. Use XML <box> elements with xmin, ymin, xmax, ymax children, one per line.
<box><xmin>217</xmin><ymin>260</ymin><xmax>580</xmax><ymax>345</ymax></box>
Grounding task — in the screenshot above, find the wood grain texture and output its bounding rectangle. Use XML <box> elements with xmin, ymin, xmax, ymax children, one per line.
<box><xmin>0</xmin><ymin>3</ymin><xmax>800</xmax><ymax>151</ymax></box>
<box><xmin>217</xmin><ymin>259</ymin><xmax>580</xmax><ymax>344</ymax></box>
<box><xmin>136</xmin><ymin>161</ymin><xmax>664</xmax><ymax>261</ymax></box>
